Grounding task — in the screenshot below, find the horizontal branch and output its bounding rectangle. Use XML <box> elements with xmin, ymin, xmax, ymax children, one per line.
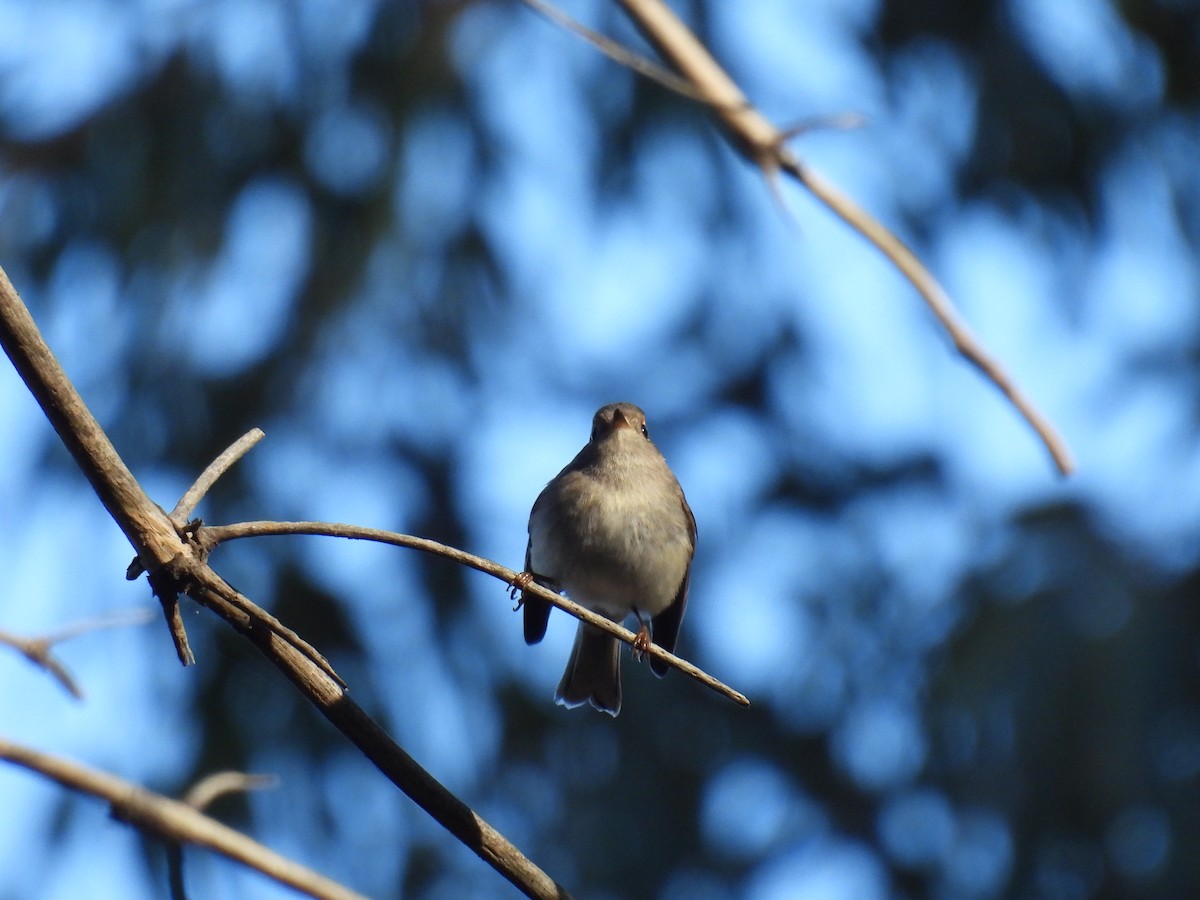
<box><xmin>0</xmin><ymin>737</ymin><xmax>365</xmax><ymax>900</ymax></box>
<box><xmin>199</xmin><ymin>520</ymin><xmax>750</xmax><ymax>708</ymax></box>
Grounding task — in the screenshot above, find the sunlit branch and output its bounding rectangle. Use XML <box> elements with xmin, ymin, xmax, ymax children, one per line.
<box><xmin>519</xmin><ymin>0</ymin><xmax>711</xmax><ymax>101</ymax></box>
<box><xmin>170</xmin><ymin>428</ymin><xmax>265</xmax><ymax>522</ymax></box>
<box><xmin>0</xmin><ymin>268</ymin><xmax>570</xmax><ymax>900</ymax></box>
<box><xmin>199</xmin><ymin>520</ymin><xmax>751</xmax><ymax>709</ymax></box>
<box><xmin>0</xmin><ymin>737</ymin><xmax>364</xmax><ymax>900</ymax></box>
<box><xmin>125</xmin><ymin>427</ymin><xmax>265</xmax><ymax>666</ymax></box>
<box><xmin>526</xmin><ymin>0</ymin><xmax>1075</xmax><ymax>476</ymax></box>
<box><xmin>168</xmin><ymin>770</ymin><xmax>280</xmax><ymax>899</ymax></box>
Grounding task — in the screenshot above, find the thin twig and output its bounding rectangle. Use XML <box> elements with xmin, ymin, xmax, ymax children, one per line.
<box><xmin>41</xmin><ymin>607</ymin><xmax>158</xmax><ymax>644</ymax></box>
<box><xmin>537</xmin><ymin>0</ymin><xmax>1074</xmax><ymax>475</ymax></box>
<box><xmin>170</xmin><ymin>429</ymin><xmax>265</xmax><ymax>522</ymax></box>
<box><xmin>0</xmin><ymin>608</ymin><xmax>157</xmax><ymax>699</ymax></box>
<box><xmin>130</xmin><ymin>430</ymin><xmax>332</xmax><ymax>678</ymax></box>
<box><xmin>169</xmin><ymin>769</ymin><xmax>279</xmax><ymax>898</ymax></box>
<box><xmin>0</xmin><ymin>629</ymin><xmax>83</xmax><ymax>699</ymax></box>
<box><xmin>127</xmin><ymin>427</ymin><xmax>264</xmax><ymax>663</ymax></box>
<box><xmin>183</xmin><ymin>771</ymin><xmax>279</xmax><ymax>812</ymax></box>
<box><xmin>200</xmin><ymin>520</ymin><xmax>750</xmax><ymax>708</ymax></box>
<box><xmin>519</xmin><ymin>0</ymin><xmax>712</xmax><ymax>102</ymax></box>
<box><xmin>0</xmin><ymin>737</ymin><xmax>366</xmax><ymax>900</ymax></box>
<box><xmin>787</xmin><ymin>161</ymin><xmax>1076</xmax><ymax>472</ymax></box>
<box><xmin>153</xmin><ymin>589</ymin><xmax>195</xmax><ymax>667</ymax></box>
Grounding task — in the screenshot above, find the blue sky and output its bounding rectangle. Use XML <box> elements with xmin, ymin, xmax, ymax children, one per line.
<box><xmin>1</xmin><ymin>0</ymin><xmax>1198</xmax><ymax>897</ymax></box>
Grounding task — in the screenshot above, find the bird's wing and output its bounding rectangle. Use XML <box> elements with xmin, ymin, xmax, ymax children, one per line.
<box><xmin>518</xmin><ymin>528</ymin><xmax>549</xmax><ymax>648</ymax></box>
<box><xmin>650</xmin><ymin>492</ymin><xmax>697</xmax><ymax>677</ymax></box>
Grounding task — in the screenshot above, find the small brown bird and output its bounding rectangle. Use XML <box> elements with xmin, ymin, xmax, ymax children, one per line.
<box><xmin>521</xmin><ymin>402</ymin><xmax>696</xmax><ymax>716</ymax></box>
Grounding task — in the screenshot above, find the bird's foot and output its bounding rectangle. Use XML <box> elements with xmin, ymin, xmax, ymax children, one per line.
<box><xmin>508</xmin><ymin>571</ymin><xmax>534</xmax><ymax>610</ymax></box>
<box><xmin>631</xmin><ymin>623</ymin><xmax>653</xmax><ymax>662</ymax></box>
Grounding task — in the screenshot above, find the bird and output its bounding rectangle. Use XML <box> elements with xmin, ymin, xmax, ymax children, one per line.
<box><xmin>518</xmin><ymin>402</ymin><xmax>696</xmax><ymax>716</ymax></box>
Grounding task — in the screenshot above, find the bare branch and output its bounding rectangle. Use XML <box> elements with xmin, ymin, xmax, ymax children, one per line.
<box><xmin>0</xmin><ymin>274</ymin><xmax>186</xmax><ymax>561</ymax></box>
<box><xmin>170</xmin><ymin>429</ymin><xmax>265</xmax><ymax>523</ymax></box>
<box><xmin>169</xmin><ymin>769</ymin><xmax>279</xmax><ymax>899</ymax></box>
<box><xmin>0</xmin><ymin>608</ymin><xmax>157</xmax><ymax>699</ymax></box>
<box><xmin>519</xmin><ymin>0</ymin><xmax>711</xmax><ymax>102</ymax></box>
<box><xmin>183</xmin><ymin>771</ymin><xmax>279</xmax><ymax>812</ymax></box>
<box><xmin>787</xmin><ymin>162</ymin><xmax>1077</xmax><ymax>473</ymax></box>
<box><xmin>529</xmin><ymin>0</ymin><xmax>1075</xmax><ymax>475</ymax></box>
<box><xmin>0</xmin><ymin>268</ymin><xmax>571</xmax><ymax>900</ymax></box>
<box><xmin>123</xmin><ymin>428</ymin><xmax>264</xmax><ymax>663</ymax></box>
<box><xmin>199</xmin><ymin>520</ymin><xmax>750</xmax><ymax>709</ymax></box>
<box><xmin>41</xmin><ymin>607</ymin><xmax>158</xmax><ymax>644</ymax></box>
<box><xmin>0</xmin><ymin>629</ymin><xmax>83</xmax><ymax>699</ymax></box>
<box><xmin>0</xmin><ymin>737</ymin><xmax>364</xmax><ymax>900</ymax></box>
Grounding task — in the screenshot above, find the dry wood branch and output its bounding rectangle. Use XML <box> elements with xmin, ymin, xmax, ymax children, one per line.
<box><xmin>0</xmin><ymin>628</ymin><xmax>83</xmax><ymax>699</ymax></box>
<box><xmin>170</xmin><ymin>428</ymin><xmax>265</xmax><ymax>522</ymax></box>
<box><xmin>519</xmin><ymin>0</ymin><xmax>707</xmax><ymax>100</ymax></box>
<box><xmin>0</xmin><ymin>268</ymin><xmax>569</xmax><ymax>900</ymax></box>
<box><xmin>0</xmin><ymin>737</ymin><xmax>364</xmax><ymax>900</ymax></box>
<box><xmin>183</xmin><ymin>770</ymin><xmax>279</xmax><ymax>811</ymax></box>
<box><xmin>170</xmin><ymin>769</ymin><xmax>279</xmax><ymax>899</ymax></box>
<box><xmin>126</xmin><ymin>427</ymin><xmax>265</xmax><ymax>664</ymax></box>
<box><xmin>199</xmin><ymin>520</ymin><xmax>750</xmax><ymax>708</ymax></box>
<box><xmin>529</xmin><ymin>0</ymin><xmax>1075</xmax><ymax>476</ymax></box>
<box><xmin>0</xmin><ymin>609</ymin><xmax>156</xmax><ymax>699</ymax></box>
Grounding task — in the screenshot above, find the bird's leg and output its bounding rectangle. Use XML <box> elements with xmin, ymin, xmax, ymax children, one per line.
<box><xmin>631</xmin><ymin>608</ymin><xmax>653</xmax><ymax>661</ymax></box>
<box><xmin>508</xmin><ymin>571</ymin><xmax>534</xmax><ymax>609</ymax></box>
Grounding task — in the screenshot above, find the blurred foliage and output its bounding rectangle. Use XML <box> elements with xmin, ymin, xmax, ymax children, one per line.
<box><xmin>2</xmin><ymin>0</ymin><xmax>1200</xmax><ymax>898</ymax></box>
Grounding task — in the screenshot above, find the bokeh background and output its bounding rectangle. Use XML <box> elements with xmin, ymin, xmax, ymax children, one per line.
<box><xmin>1</xmin><ymin>0</ymin><xmax>1199</xmax><ymax>897</ymax></box>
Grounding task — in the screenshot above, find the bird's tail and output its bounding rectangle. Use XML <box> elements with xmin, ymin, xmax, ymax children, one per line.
<box><xmin>555</xmin><ymin>624</ymin><xmax>621</xmax><ymax>716</ymax></box>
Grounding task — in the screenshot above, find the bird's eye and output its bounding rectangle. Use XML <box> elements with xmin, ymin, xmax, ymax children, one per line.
<box><xmin>590</xmin><ymin>425</ymin><xmax>599</xmax><ymax>442</ymax></box>
<box><xmin>640</xmin><ymin>423</ymin><xmax>649</xmax><ymax>439</ymax></box>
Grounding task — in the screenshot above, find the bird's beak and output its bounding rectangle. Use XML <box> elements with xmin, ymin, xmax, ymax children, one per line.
<box><xmin>610</xmin><ymin>409</ymin><xmax>631</xmax><ymax>431</ymax></box>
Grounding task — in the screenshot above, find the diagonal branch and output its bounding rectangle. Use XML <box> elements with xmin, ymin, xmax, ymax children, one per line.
<box><xmin>0</xmin><ymin>737</ymin><xmax>363</xmax><ymax>900</ymax></box>
<box><xmin>528</xmin><ymin>0</ymin><xmax>1075</xmax><ymax>476</ymax></box>
<box><xmin>519</xmin><ymin>0</ymin><xmax>708</xmax><ymax>101</ymax></box>
<box><xmin>170</xmin><ymin>428</ymin><xmax>265</xmax><ymax>523</ymax></box>
<box><xmin>198</xmin><ymin>520</ymin><xmax>750</xmax><ymax>708</ymax></box>
<box><xmin>0</xmin><ymin>267</ymin><xmax>570</xmax><ymax>900</ymax></box>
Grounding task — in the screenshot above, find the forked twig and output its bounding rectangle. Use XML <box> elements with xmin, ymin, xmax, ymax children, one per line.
<box><xmin>0</xmin><ymin>608</ymin><xmax>156</xmax><ymax>699</ymax></box>
<box><xmin>519</xmin><ymin>0</ymin><xmax>708</xmax><ymax>101</ymax></box>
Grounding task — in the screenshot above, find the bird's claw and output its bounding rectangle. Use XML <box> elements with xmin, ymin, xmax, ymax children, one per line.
<box><xmin>509</xmin><ymin>571</ymin><xmax>534</xmax><ymax>610</ymax></box>
<box><xmin>631</xmin><ymin>623</ymin><xmax>653</xmax><ymax>662</ymax></box>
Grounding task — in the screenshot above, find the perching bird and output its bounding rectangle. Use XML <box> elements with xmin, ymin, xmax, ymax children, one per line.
<box><xmin>520</xmin><ymin>402</ymin><xmax>696</xmax><ymax>716</ymax></box>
